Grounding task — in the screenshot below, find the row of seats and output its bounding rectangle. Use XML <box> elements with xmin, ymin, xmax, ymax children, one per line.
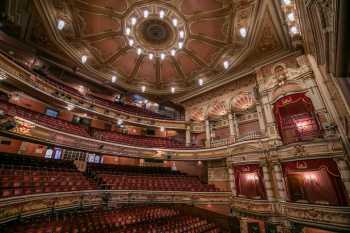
<box><xmin>0</xmin><ymin>100</ymin><xmax>192</xmax><ymax>149</ymax></box>
<box><xmin>33</xmin><ymin>68</ymin><xmax>175</xmax><ymax>120</ymax></box>
<box><xmin>88</xmin><ymin>164</ymin><xmax>220</xmax><ymax>192</ymax></box>
<box><xmin>0</xmin><ymin>154</ymin><xmax>97</xmax><ymax>198</ymax></box>
<box><xmin>4</xmin><ymin>206</ymin><xmax>221</xmax><ymax>233</ymax></box>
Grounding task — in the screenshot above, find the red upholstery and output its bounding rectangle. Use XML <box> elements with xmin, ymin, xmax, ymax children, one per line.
<box><xmin>88</xmin><ymin>164</ymin><xmax>220</xmax><ymax>192</ymax></box>
<box><xmin>7</xmin><ymin>206</ymin><xmax>222</xmax><ymax>233</ymax></box>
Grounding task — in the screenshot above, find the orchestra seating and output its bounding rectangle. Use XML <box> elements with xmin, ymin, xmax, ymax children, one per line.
<box><xmin>87</xmin><ymin>164</ymin><xmax>220</xmax><ymax>192</ymax></box>
<box><xmin>0</xmin><ymin>154</ymin><xmax>97</xmax><ymax>198</ymax></box>
<box><xmin>0</xmin><ymin>100</ymin><xmax>191</xmax><ymax>149</ymax></box>
<box><xmin>93</xmin><ymin>129</ymin><xmax>188</xmax><ymax>149</ymax></box>
<box><xmin>5</xmin><ymin>205</ymin><xmax>222</xmax><ymax>233</ymax></box>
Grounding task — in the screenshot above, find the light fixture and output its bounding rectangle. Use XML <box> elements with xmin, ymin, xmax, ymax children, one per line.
<box><xmin>148</xmin><ymin>53</ymin><xmax>154</xmax><ymax>60</ymax></box>
<box><xmin>57</xmin><ymin>19</ymin><xmax>65</xmax><ymax>30</ymax></box>
<box><xmin>160</xmin><ymin>53</ymin><xmax>166</xmax><ymax>60</ymax></box>
<box><xmin>66</xmin><ymin>104</ymin><xmax>74</xmax><ymax>111</ymax></box>
<box><xmin>160</xmin><ymin>126</ymin><xmax>165</xmax><ymax>132</ymax></box>
<box><xmin>287</xmin><ymin>12</ymin><xmax>295</xmax><ymax>21</ymax></box>
<box><xmin>81</xmin><ymin>55</ymin><xmax>87</xmax><ymax>64</ymax></box>
<box><xmin>198</xmin><ymin>78</ymin><xmax>203</xmax><ymax>86</ymax></box>
<box><xmin>178</xmin><ymin>42</ymin><xmax>183</xmax><ymax>49</ymax></box>
<box><xmin>137</xmin><ymin>48</ymin><xmax>142</xmax><ymax>55</ymax></box>
<box><xmin>143</xmin><ymin>10</ymin><xmax>149</xmax><ymax>18</ymax></box>
<box><xmin>239</xmin><ymin>27</ymin><xmax>247</xmax><ymax>38</ymax></box>
<box><xmin>128</xmin><ymin>39</ymin><xmax>134</xmax><ymax>46</ymax></box>
<box><xmin>159</xmin><ymin>10</ymin><xmax>165</xmax><ymax>19</ymax></box>
<box><xmin>179</xmin><ymin>30</ymin><xmax>184</xmax><ymax>39</ymax></box>
<box><xmin>112</xmin><ymin>75</ymin><xmax>117</xmax><ymax>83</ymax></box>
<box><xmin>290</xmin><ymin>26</ymin><xmax>299</xmax><ymax>34</ymax></box>
<box><xmin>172</xmin><ymin>18</ymin><xmax>178</xmax><ymax>27</ymax></box>
<box><xmin>282</xmin><ymin>0</ymin><xmax>291</xmax><ymax>5</ymax></box>
<box><xmin>125</xmin><ymin>27</ymin><xmax>131</xmax><ymax>35</ymax></box>
<box><xmin>141</xmin><ymin>85</ymin><xmax>146</xmax><ymax>92</ymax></box>
<box><xmin>117</xmin><ymin>119</ymin><xmax>123</xmax><ymax>125</ymax></box>
<box><xmin>131</xmin><ymin>17</ymin><xmax>137</xmax><ymax>25</ymax></box>
<box><xmin>223</xmin><ymin>60</ymin><xmax>229</xmax><ymax>69</ymax></box>
<box><xmin>171</xmin><ymin>49</ymin><xmax>176</xmax><ymax>56</ymax></box>
<box><xmin>171</xmin><ymin>87</ymin><xmax>175</xmax><ymax>93</ymax></box>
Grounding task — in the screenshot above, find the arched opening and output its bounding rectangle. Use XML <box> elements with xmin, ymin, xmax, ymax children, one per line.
<box><xmin>273</xmin><ymin>93</ymin><xmax>321</xmax><ymax>144</ymax></box>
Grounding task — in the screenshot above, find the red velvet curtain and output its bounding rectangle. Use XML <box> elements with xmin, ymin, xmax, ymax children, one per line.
<box><xmin>233</xmin><ymin>164</ymin><xmax>267</xmax><ymax>199</ymax></box>
<box><xmin>282</xmin><ymin>159</ymin><xmax>347</xmax><ymax>206</ymax></box>
<box><xmin>273</xmin><ymin>93</ymin><xmax>321</xmax><ymax>144</ymax></box>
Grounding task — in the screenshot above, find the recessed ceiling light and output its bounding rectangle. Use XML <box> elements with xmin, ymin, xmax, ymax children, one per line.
<box><xmin>239</xmin><ymin>27</ymin><xmax>247</xmax><ymax>38</ymax></box>
<box><xmin>128</xmin><ymin>39</ymin><xmax>134</xmax><ymax>46</ymax></box>
<box><xmin>223</xmin><ymin>60</ymin><xmax>229</xmax><ymax>69</ymax></box>
<box><xmin>290</xmin><ymin>26</ymin><xmax>299</xmax><ymax>34</ymax></box>
<box><xmin>171</xmin><ymin>49</ymin><xmax>176</xmax><ymax>56</ymax></box>
<box><xmin>287</xmin><ymin>12</ymin><xmax>295</xmax><ymax>21</ymax></box>
<box><xmin>160</xmin><ymin>53</ymin><xmax>166</xmax><ymax>60</ymax></box>
<box><xmin>141</xmin><ymin>85</ymin><xmax>146</xmax><ymax>92</ymax></box>
<box><xmin>112</xmin><ymin>75</ymin><xmax>117</xmax><ymax>83</ymax></box>
<box><xmin>57</xmin><ymin>19</ymin><xmax>65</xmax><ymax>30</ymax></box>
<box><xmin>172</xmin><ymin>18</ymin><xmax>178</xmax><ymax>27</ymax></box>
<box><xmin>159</xmin><ymin>10</ymin><xmax>165</xmax><ymax>19</ymax></box>
<box><xmin>198</xmin><ymin>78</ymin><xmax>203</xmax><ymax>86</ymax></box>
<box><xmin>171</xmin><ymin>87</ymin><xmax>175</xmax><ymax>93</ymax></box>
<box><xmin>131</xmin><ymin>17</ymin><xmax>137</xmax><ymax>25</ymax></box>
<box><xmin>148</xmin><ymin>53</ymin><xmax>154</xmax><ymax>60</ymax></box>
<box><xmin>125</xmin><ymin>27</ymin><xmax>131</xmax><ymax>35</ymax></box>
<box><xmin>179</xmin><ymin>30</ymin><xmax>184</xmax><ymax>39</ymax></box>
<box><xmin>81</xmin><ymin>55</ymin><xmax>87</xmax><ymax>64</ymax></box>
<box><xmin>137</xmin><ymin>48</ymin><xmax>142</xmax><ymax>55</ymax></box>
<box><xmin>143</xmin><ymin>10</ymin><xmax>149</xmax><ymax>18</ymax></box>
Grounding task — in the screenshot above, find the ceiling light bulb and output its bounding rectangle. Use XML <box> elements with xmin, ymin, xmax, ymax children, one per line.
<box><xmin>239</xmin><ymin>27</ymin><xmax>247</xmax><ymax>38</ymax></box>
<box><xmin>198</xmin><ymin>78</ymin><xmax>203</xmax><ymax>86</ymax></box>
<box><xmin>128</xmin><ymin>39</ymin><xmax>134</xmax><ymax>46</ymax></box>
<box><xmin>282</xmin><ymin>0</ymin><xmax>291</xmax><ymax>5</ymax></box>
<box><xmin>131</xmin><ymin>17</ymin><xmax>137</xmax><ymax>25</ymax></box>
<box><xmin>81</xmin><ymin>55</ymin><xmax>87</xmax><ymax>64</ymax></box>
<box><xmin>223</xmin><ymin>60</ymin><xmax>229</xmax><ymax>69</ymax></box>
<box><xmin>179</xmin><ymin>30</ymin><xmax>184</xmax><ymax>39</ymax></box>
<box><xmin>159</xmin><ymin>10</ymin><xmax>165</xmax><ymax>19</ymax></box>
<box><xmin>160</xmin><ymin>126</ymin><xmax>165</xmax><ymax>132</ymax></box>
<box><xmin>287</xmin><ymin>12</ymin><xmax>295</xmax><ymax>21</ymax></box>
<box><xmin>290</xmin><ymin>26</ymin><xmax>299</xmax><ymax>34</ymax></box>
<box><xmin>141</xmin><ymin>85</ymin><xmax>146</xmax><ymax>92</ymax></box>
<box><xmin>143</xmin><ymin>10</ymin><xmax>149</xmax><ymax>18</ymax></box>
<box><xmin>171</xmin><ymin>49</ymin><xmax>176</xmax><ymax>56</ymax></box>
<box><xmin>148</xmin><ymin>53</ymin><xmax>154</xmax><ymax>60</ymax></box>
<box><xmin>172</xmin><ymin>18</ymin><xmax>178</xmax><ymax>27</ymax></box>
<box><xmin>137</xmin><ymin>48</ymin><xmax>142</xmax><ymax>55</ymax></box>
<box><xmin>171</xmin><ymin>87</ymin><xmax>175</xmax><ymax>93</ymax></box>
<box><xmin>160</xmin><ymin>53</ymin><xmax>166</xmax><ymax>60</ymax></box>
<box><xmin>112</xmin><ymin>75</ymin><xmax>117</xmax><ymax>83</ymax></box>
<box><xmin>178</xmin><ymin>42</ymin><xmax>183</xmax><ymax>49</ymax></box>
<box><xmin>125</xmin><ymin>27</ymin><xmax>131</xmax><ymax>35</ymax></box>
<box><xmin>57</xmin><ymin>19</ymin><xmax>65</xmax><ymax>30</ymax></box>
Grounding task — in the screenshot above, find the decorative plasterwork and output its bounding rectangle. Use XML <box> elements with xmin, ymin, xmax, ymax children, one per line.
<box><xmin>29</xmin><ymin>0</ymin><xmax>293</xmax><ymax>97</ymax></box>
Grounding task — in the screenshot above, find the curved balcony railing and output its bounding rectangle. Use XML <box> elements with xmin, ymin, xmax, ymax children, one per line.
<box><xmin>210</xmin><ymin>131</ymin><xmax>263</xmax><ymax>148</ymax></box>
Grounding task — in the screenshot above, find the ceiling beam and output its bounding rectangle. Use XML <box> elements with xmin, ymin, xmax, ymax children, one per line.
<box><xmin>72</xmin><ymin>30</ymin><xmax>123</xmax><ymax>43</ymax></box>
<box><xmin>187</xmin><ymin>6</ymin><xmax>233</xmax><ymax>22</ymax></box>
<box><xmin>72</xmin><ymin>0</ymin><xmax>123</xmax><ymax>18</ymax></box>
<box><xmin>104</xmin><ymin>46</ymin><xmax>130</xmax><ymax>65</ymax></box>
<box><xmin>128</xmin><ymin>55</ymin><xmax>144</xmax><ymax>81</ymax></box>
<box><xmin>189</xmin><ymin>34</ymin><xmax>228</xmax><ymax>47</ymax></box>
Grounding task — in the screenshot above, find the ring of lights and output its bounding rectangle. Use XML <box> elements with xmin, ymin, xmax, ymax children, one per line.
<box><xmin>123</xmin><ymin>3</ymin><xmax>187</xmax><ymax>60</ymax></box>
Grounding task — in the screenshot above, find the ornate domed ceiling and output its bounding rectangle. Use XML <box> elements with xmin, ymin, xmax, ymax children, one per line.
<box><xmin>25</xmin><ymin>0</ymin><xmax>296</xmax><ymax>98</ymax></box>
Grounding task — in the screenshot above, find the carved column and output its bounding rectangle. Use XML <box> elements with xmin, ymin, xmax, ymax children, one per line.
<box><xmin>256</xmin><ymin>103</ymin><xmax>266</xmax><ymax>135</ymax></box>
<box><xmin>228</xmin><ymin>113</ymin><xmax>236</xmax><ymax>139</ymax></box>
<box><xmin>185</xmin><ymin>125</ymin><xmax>191</xmax><ymax>146</ymax></box>
<box><xmin>233</xmin><ymin>113</ymin><xmax>240</xmax><ymax>138</ymax></box>
<box><xmin>334</xmin><ymin>158</ymin><xmax>350</xmax><ymax>200</ymax></box>
<box><xmin>260</xmin><ymin>93</ymin><xmax>281</xmax><ymax>142</ymax></box>
<box><xmin>205</xmin><ymin>120</ymin><xmax>211</xmax><ymax>148</ymax></box>
<box><xmin>261</xmin><ymin>162</ymin><xmax>275</xmax><ymax>201</ymax></box>
<box><xmin>239</xmin><ymin>218</ymin><xmax>248</xmax><ymax>233</ymax></box>
<box><xmin>272</xmin><ymin>162</ymin><xmax>288</xmax><ymax>202</ymax></box>
<box><xmin>228</xmin><ymin>166</ymin><xmax>237</xmax><ymax>196</ymax></box>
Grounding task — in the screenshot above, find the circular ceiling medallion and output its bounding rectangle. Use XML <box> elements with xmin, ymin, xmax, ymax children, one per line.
<box><xmin>123</xmin><ymin>3</ymin><xmax>187</xmax><ymax>58</ymax></box>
